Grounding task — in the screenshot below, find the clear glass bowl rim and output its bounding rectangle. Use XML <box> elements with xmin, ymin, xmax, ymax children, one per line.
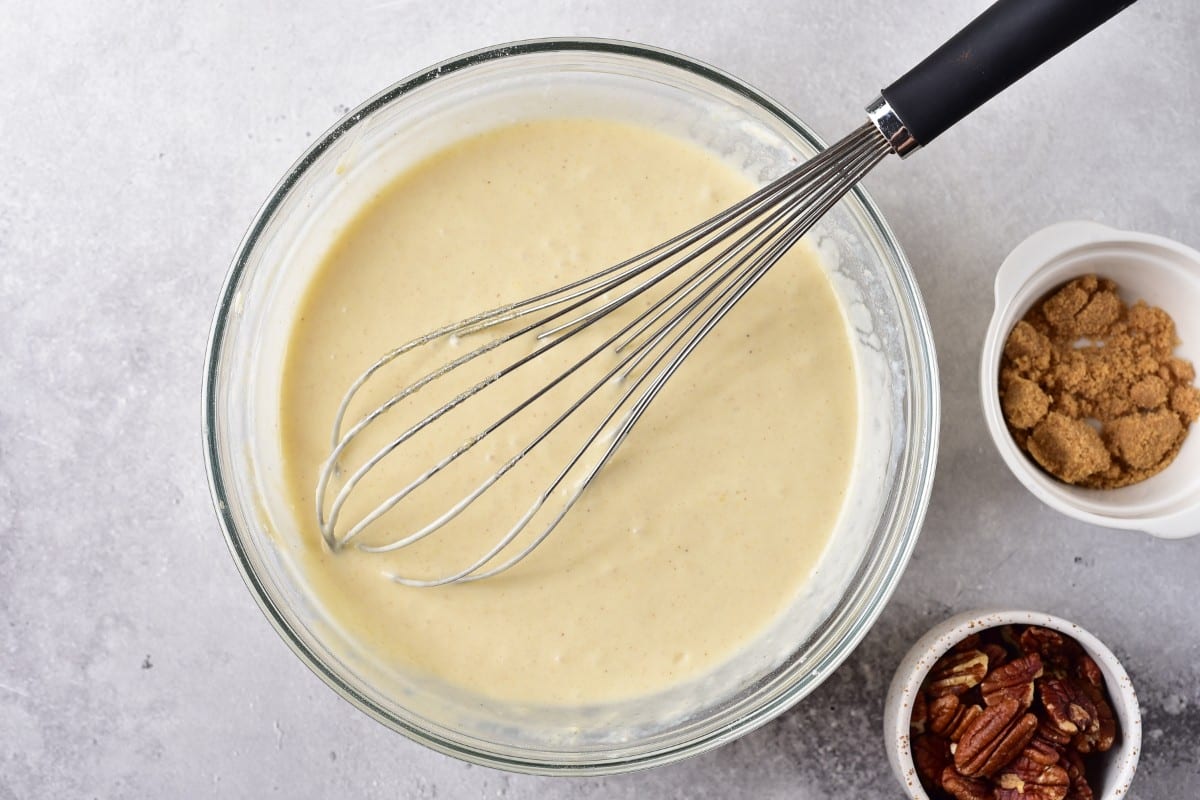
<box><xmin>202</xmin><ymin>37</ymin><xmax>940</xmax><ymax>775</ymax></box>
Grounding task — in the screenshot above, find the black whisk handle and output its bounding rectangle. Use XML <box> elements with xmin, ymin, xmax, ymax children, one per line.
<box><xmin>879</xmin><ymin>0</ymin><xmax>1138</xmax><ymax>151</ymax></box>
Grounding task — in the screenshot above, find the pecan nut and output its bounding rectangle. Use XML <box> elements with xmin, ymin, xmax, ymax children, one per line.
<box><xmin>953</xmin><ymin>633</ymin><xmax>984</xmax><ymax>653</ymax></box>
<box><xmin>1073</xmin><ymin>654</ymin><xmax>1103</xmax><ymax>689</ymax></box>
<box><xmin>911</xmin><ymin>689</ymin><xmax>929</xmax><ymax>735</ymax></box>
<box><xmin>1040</xmin><ymin>677</ymin><xmax>1098</xmax><ymax>737</ymax></box>
<box><xmin>1073</xmin><ymin>692</ymin><xmax>1115</xmax><ymax>754</ymax></box>
<box><xmin>995</xmin><ymin>755</ymin><xmax>1070</xmax><ymax>800</ymax></box>
<box><xmin>1034</xmin><ymin>717</ymin><xmax>1073</xmax><ymax>749</ymax></box>
<box><xmin>930</xmin><ymin>694</ymin><xmax>984</xmax><ymax>741</ymax></box>
<box><xmin>982</xmin><ymin>653</ymin><xmax>1043</xmax><ymax>709</ymax></box>
<box><xmin>1022</xmin><ymin>737</ymin><xmax>1064</xmax><ymax>766</ymax></box>
<box><xmin>941</xmin><ymin>766</ymin><xmax>992</xmax><ymax>800</ymax></box>
<box><xmin>1019</xmin><ymin>626</ymin><xmax>1079</xmax><ymax>671</ymax></box>
<box><xmin>954</xmin><ymin>697</ymin><xmax>1039</xmax><ymax>778</ymax></box>
<box><xmin>927</xmin><ymin>649</ymin><xmax>990</xmax><ymax>697</ymax></box>
<box><xmin>1066</xmin><ymin>778</ymin><xmax>1095</xmax><ymax>800</ymax></box>
<box><xmin>1061</xmin><ymin>751</ymin><xmax>1094</xmax><ymax>800</ymax></box>
<box><xmin>984</xmin><ymin>642</ymin><xmax>1011</xmax><ymax>670</ymax></box>
<box><xmin>913</xmin><ymin>734</ymin><xmax>951</xmax><ymax>789</ymax></box>
<box><xmin>1071</xmin><ymin>662</ymin><xmax>1116</xmax><ymax>754</ymax></box>
<box><xmin>1019</xmin><ymin>626</ymin><xmax>1064</xmax><ymax>656</ymax></box>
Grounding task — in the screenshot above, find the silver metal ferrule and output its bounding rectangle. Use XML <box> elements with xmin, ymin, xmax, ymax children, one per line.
<box><xmin>866</xmin><ymin>96</ymin><xmax>920</xmax><ymax>158</ymax></box>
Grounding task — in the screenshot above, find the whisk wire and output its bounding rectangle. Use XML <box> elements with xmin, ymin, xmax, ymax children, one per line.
<box><xmin>409</xmin><ymin>127</ymin><xmax>894</xmax><ymax>587</ymax></box>
<box><xmin>317</xmin><ymin>122</ymin><xmax>893</xmax><ymax>582</ymax></box>
<box><xmin>318</xmin><ymin>162</ymin><xmax>815</xmax><ymax>542</ymax></box>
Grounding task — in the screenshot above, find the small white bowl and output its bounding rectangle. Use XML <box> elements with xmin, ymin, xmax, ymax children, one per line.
<box><xmin>980</xmin><ymin>221</ymin><xmax>1200</xmax><ymax>538</ymax></box>
<box><xmin>884</xmin><ymin>609</ymin><xmax>1141</xmax><ymax>800</ymax></box>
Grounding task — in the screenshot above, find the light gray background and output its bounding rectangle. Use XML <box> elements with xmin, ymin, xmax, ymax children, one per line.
<box><xmin>2</xmin><ymin>0</ymin><xmax>1198</xmax><ymax>797</ymax></box>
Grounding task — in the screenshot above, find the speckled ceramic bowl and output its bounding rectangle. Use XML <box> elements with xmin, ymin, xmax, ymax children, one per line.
<box><xmin>884</xmin><ymin>609</ymin><xmax>1141</xmax><ymax>799</ymax></box>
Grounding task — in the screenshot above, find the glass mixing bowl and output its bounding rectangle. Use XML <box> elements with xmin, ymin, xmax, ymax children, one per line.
<box><xmin>203</xmin><ymin>39</ymin><xmax>939</xmax><ymax>774</ymax></box>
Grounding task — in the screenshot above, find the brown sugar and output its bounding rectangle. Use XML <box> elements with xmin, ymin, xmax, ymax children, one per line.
<box><xmin>999</xmin><ymin>274</ymin><xmax>1200</xmax><ymax>488</ymax></box>
<box><xmin>1026</xmin><ymin>412</ymin><xmax>1111</xmax><ymax>484</ymax></box>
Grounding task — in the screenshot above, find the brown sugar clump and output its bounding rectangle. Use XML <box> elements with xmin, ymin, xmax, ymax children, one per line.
<box><xmin>1104</xmin><ymin>410</ymin><xmax>1184</xmax><ymax>470</ymax></box>
<box><xmin>1172</xmin><ymin>385</ymin><xmax>1200</xmax><ymax>423</ymax></box>
<box><xmin>1041</xmin><ymin>274</ymin><xmax>1122</xmax><ymax>338</ymax></box>
<box><xmin>1130</xmin><ymin>375</ymin><xmax>1168</xmax><ymax>409</ymax></box>
<box><xmin>1027</xmin><ymin>413</ymin><xmax>1111</xmax><ymax>484</ymax></box>
<box><xmin>1001</xmin><ymin>375</ymin><xmax>1051</xmax><ymax>430</ymax></box>
<box><xmin>1003</xmin><ymin>320</ymin><xmax>1052</xmax><ymax>374</ymax></box>
<box><xmin>999</xmin><ymin>275</ymin><xmax>1200</xmax><ymax>488</ymax></box>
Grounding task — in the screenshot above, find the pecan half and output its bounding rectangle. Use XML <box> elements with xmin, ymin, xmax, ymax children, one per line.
<box><xmin>1066</xmin><ymin>778</ymin><xmax>1095</xmax><ymax>800</ymax></box>
<box><xmin>995</xmin><ymin>755</ymin><xmax>1070</xmax><ymax>800</ymax></box>
<box><xmin>1022</xmin><ymin>737</ymin><xmax>1064</xmax><ymax>766</ymax></box>
<box><xmin>1074</xmin><ymin>654</ymin><xmax>1103</xmax><ymax>689</ymax></box>
<box><xmin>1035</xmin><ymin>718</ymin><xmax>1073</xmax><ymax>749</ymax></box>
<box><xmin>1040</xmin><ymin>677</ymin><xmax>1098</xmax><ymax>736</ymax></box>
<box><xmin>1071</xmin><ymin>663</ymin><xmax>1116</xmax><ymax>754</ymax></box>
<box><xmin>1061</xmin><ymin>751</ymin><xmax>1094</xmax><ymax>800</ymax></box>
<box><xmin>911</xmin><ymin>689</ymin><xmax>929</xmax><ymax>735</ymax></box>
<box><xmin>928</xmin><ymin>649</ymin><xmax>990</xmax><ymax>697</ymax></box>
<box><xmin>913</xmin><ymin>734</ymin><xmax>951</xmax><ymax>789</ymax></box>
<box><xmin>984</xmin><ymin>642</ymin><xmax>1011</xmax><ymax>670</ymax></box>
<box><xmin>954</xmin><ymin>632</ymin><xmax>984</xmax><ymax>653</ymax></box>
<box><xmin>941</xmin><ymin>766</ymin><xmax>992</xmax><ymax>800</ymax></box>
<box><xmin>930</xmin><ymin>694</ymin><xmax>984</xmax><ymax>741</ymax></box>
<box><xmin>1073</xmin><ymin>692</ymin><xmax>1116</xmax><ymax>754</ymax></box>
<box><xmin>1019</xmin><ymin>626</ymin><xmax>1064</xmax><ymax>656</ymax></box>
<box><xmin>1019</xmin><ymin>627</ymin><xmax>1079</xmax><ymax>671</ymax></box>
<box><xmin>982</xmin><ymin>653</ymin><xmax>1043</xmax><ymax>709</ymax></box>
<box><xmin>954</xmin><ymin>697</ymin><xmax>1039</xmax><ymax>778</ymax></box>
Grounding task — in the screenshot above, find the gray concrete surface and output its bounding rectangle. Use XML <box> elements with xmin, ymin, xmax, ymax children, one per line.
<box><xmin>2</xmin><ymin>0</ymin><xmax>1198</xmax><ymax>797</ymax></box>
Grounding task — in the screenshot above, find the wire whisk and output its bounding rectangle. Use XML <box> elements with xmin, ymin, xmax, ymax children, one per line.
<box><xmin>316</xmin><ymin>123</ymin><xmax>892</xmax><ymax>586</ymax></box>
<box><xmin>315</xmin><ymin>0</ymin><xmax>1139</xmax><ymax>585</ymax></box>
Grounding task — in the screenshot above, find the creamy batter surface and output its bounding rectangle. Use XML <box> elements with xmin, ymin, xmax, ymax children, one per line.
<box><xmin>279</xmin><ymin>118</ymin><xmax>857</xmax><ymax>705</ymax></box>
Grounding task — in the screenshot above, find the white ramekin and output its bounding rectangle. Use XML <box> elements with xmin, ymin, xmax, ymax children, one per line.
<box><xmin>884</xmin><ymin>609</ymin><xmax>1141</xmax><ymax>800</ymax></box>
<box><xmin>981</xmin><ymin>221</ymin><xmax>1200</xmax><ymax>538</ymax></box>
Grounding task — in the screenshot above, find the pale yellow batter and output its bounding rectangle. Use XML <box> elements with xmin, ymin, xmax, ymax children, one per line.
<box><xmin>279</xmin><ymin>118</ymin><xmax>857</xmax><ymax>705</ymax></box>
